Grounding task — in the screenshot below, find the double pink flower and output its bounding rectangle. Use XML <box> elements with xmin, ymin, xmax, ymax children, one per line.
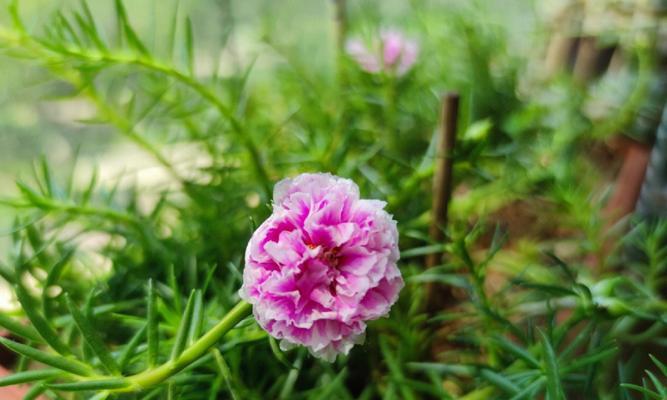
<box><xmin>240</xmin><ymin>173</ymin><xmax>403</xmax><ymax>361</ymax></box>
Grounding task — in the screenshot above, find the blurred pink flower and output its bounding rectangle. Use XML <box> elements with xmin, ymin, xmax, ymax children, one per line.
<box><xmin>345</xmin><ymin>29</ymin><xmax>419</xmax><ymax>76</ymax></box>
<box><xmin>240</xmin><ymin>173</ymin><xmax>403</xmax><ymax>361</ymax></box>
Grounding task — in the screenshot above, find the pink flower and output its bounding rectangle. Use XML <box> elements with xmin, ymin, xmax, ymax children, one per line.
<box><xmin>345</xmin><ymin>29</ymin><xmax>419</xmax><ymax>76</ymax></box>
<box><xmin>240</xmin><ymin>173</ymin><xmax>403</xmax><ymax>361</ymax></box>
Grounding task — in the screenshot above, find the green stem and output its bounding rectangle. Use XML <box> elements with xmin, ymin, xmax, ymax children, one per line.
<box><xmin>7</xmin><ymin>196</ymin><xmax>140</xmax><ymax>228</ymax></box>
<box><xmin>119</xmin><ymin>301</ymin><xmax>252</xmax><ymax>392</ymax></box>
<box><xmin>385</xmin><ymin>78</ymin><xmax>399</xmax><ymax>152</ymax></box>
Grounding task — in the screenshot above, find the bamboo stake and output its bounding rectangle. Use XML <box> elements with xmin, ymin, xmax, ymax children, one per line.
<box><xmin>543</xmin><ymin>0</ymin><xmax>582</xmax><ymax>77</ymax></box>
<box><xmin>607</xmin><ymin>47</ymin><xmax>626</xmax><ymax>73</ymax></box>
<box><xmin>585</xmin><ymin>139</ymin><xmax>652</xmax><ymax>272</ymax></box>
<box><xmin>544</xmin><ymin>34</ymin><xmax>575</xmax><ymax>77</ymax></box>
<box><xmin>427</xmin><ymin>93</ymin><xmax>459</xmax><ymax>269</ymax></box>
<box><xmin>573</xmin><ymin>36</ymin><xmax>599</xmax><ymax>82</ymax></box>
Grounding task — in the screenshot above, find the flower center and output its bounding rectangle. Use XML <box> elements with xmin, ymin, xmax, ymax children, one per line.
<box><xmin>322</xmin><ymin>247</ymin><xmax>341</xmax><ymax>268</ymax></box>
<box><xmin>306</xmin><ymin>243</ymin><xmax>341</xmax><ymax>268</ymax></box>
<box><xmin>306</xmin><ymin>244</ymin><xmax>342</xmax><ymax>296</ymax></box>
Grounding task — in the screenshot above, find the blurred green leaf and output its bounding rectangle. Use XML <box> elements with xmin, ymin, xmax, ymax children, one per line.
<box><xmin>113</xmin><ymin>0</ymin><xmax>148</xmax><ymax>55</ymax></box>
<box><xmin>147</xmin><ymin>279</ymin><xmax>159</xmax><ymax>367</ymax></box>
<box><xmin>480</xmin><ymin>368</ymin><xmax>520</xmax><ymax>395</ymax></box>
<box><xmin>0</xmin><ymin>313</ymin><xmax>42</xmax><ymax>343</ymax></box>
<box><xmin>539</xmin><ymin>330</ymin><xmax>563</xmax><ymax>400</ymax></box>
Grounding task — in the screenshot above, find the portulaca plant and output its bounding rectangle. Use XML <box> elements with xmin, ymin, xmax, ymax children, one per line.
<box><xmin>0</xmin><ymin>0</ymin><xmax>666</xmax><ymax>399</ymax></box>
<box><xmin>0</xmin><ymin>173</ymin><xmax>402</xmax><ymax>394</ymax></box>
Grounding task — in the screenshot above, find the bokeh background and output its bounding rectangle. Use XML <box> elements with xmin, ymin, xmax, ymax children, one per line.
<box><xmin>1</xmin><ymin>0</ymin><xmax>667</xmax><ymax>399</ymax></box>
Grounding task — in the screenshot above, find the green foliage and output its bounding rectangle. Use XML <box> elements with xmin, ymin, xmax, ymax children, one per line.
<box><xmin>0</xmin><ymin>0</ymin><xmax>664</xmax><ymax>399</ymax></box>
<box><xmin>622</xmin><ymin>355</ymin><xmax>667</xmax><ymax>399</ymax></box>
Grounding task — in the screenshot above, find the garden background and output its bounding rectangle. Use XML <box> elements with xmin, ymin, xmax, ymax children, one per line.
<box><xmin>0</xmin><ymin>0</ymin><xmax>666</xmax><ymax>399</ymax></box>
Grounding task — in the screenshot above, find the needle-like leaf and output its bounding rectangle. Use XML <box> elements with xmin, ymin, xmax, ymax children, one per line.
<box><xmin>170</xmin><ymin>289</ymin><xmax>197</xmax><ymax>360</ymax></box>
<box><xmin>0</xmin><ymin>313</ymin><xmax>42</xmax><ymax>342</ymax></box>
<box><xmin>113</xmin><ymin>0</ymin><xmax>148</xmax><ymax>55</ymax></box>
<box><xmin>187</xmin><ymin>290</ymin><xmax>204</xmax><ymax>345</ymax></box>
<box><xmin>14</xmin><ymin>283</ymin><xmax>71</xmax><ymax>356</ymax></box>
<box><xmin>480</xmin><ymin>369</ymin><xmax>520</xmax><ymax>395</ymax></box>
<box><xmin>43</xmin><ymin>247</ymin><xmax>75</xmax><ymax>318</ymax></box>
<box><xmin>147</xmin><ymin>279</ymin><xmax>159</xmax><ymax>367</ymax></box>
<box><xmin>539</xmin><ymin>330</ymin><xmax>563</xmax><ymax>400</ymax></box>
<box><xmin>0</xmin><ymin>369</ymin><xmax>63</xmax><ymax>387</ymax></box>
<box><xmin>65</xmin><ymin>294</ymin><xmax>120</xmax><ymax>375</ymax></box>
<box><xmin>119</xmin><ymin>324</ymin><xmax>147</xmax><ymax>371</ymax></box>
<box><xmin>49</xmin><ymin>377</ymin><xmax>130</xmax><ymax>391</ymax></box>
<box><xmin>0</xmin><ymin>337</ymin><xmax>92</xmax><ymax>376</ymax></box>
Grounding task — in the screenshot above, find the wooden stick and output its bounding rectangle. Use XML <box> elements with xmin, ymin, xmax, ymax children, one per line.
<box><xmin>607</xmin><ymin>47</ymin><xmax>626</xmax><ymax>73</ymax></box>
<box><xmin>586</xmin><ymin>137</ymin><xmax>651</xmax><ymax>272</ymax></box>
<box><xmin>542</xmin><ymin>1</ymin><xmax>582</xmax><ymax>77</ymax></box>
<box><xmin>573</xmin><ymin>36</ymin><xmax>599</xmax><ymax>82</ymax></box>
<box><xmin>544</xmin><ymin>34</ymin><xmax>576</xmax><ymax>77</ymax></box>
<box><xmin>427</xmin><ymin>93</ymin><xmax>459</xmax><ymax>268</ymax></box>
<box><xmin>333</xmin><ymin>0</ymin><xmax>347</xmax><ymax>50</ymax></box>
<box><xmin>606</xmin><ymin>138</ymin><xmax>651</xmax><ymax>221</ymax></box>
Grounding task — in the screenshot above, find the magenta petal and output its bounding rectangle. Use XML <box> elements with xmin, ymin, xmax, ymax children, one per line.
<box><xmin>359</xmin><ymin>290</ymin><xmax>389</xmax><ymax>318</ymax></box>
<box><xmin>382</xmin><ymin>31</ymin><xmax>403</xmax><ymax>66</ymax></box>
<box><xmin>310</xmin><ymin>287</ymin><xmax>336</xmax><ymax>308</ymax></box>
<box><xmin>339</xmin><ymin>248</ymin><xmax>377</xmax><ymax>276</ymax></box>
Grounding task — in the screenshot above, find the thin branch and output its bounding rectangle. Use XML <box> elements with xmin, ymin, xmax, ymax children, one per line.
<box><xmin>427</xmin><ymin>93</ymin><xmax>459</xmax><ymax>268</ymax></box>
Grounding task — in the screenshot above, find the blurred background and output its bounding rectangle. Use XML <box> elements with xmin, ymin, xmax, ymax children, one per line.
<box><xmin>3</xmin><ymin>0</ymin><xmax>664</xmax><ymax>258</ymax></box>
<box><xmin>1</xmin><ymin>0</ymin><xmax>535</xmax><ymax>184</ymax></box>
